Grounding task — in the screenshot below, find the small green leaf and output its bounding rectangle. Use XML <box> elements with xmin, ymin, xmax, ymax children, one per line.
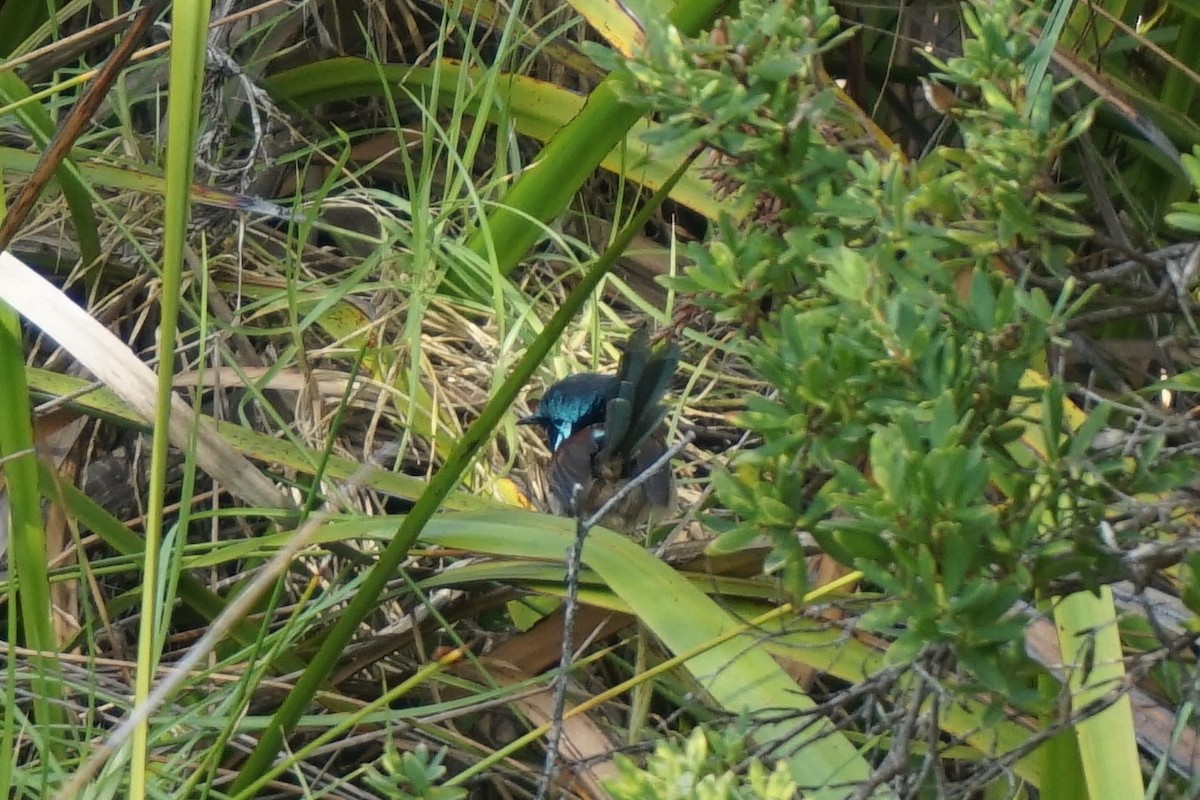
<box><xmin>1165</xmin><ymin>210</ymin><xmax>1200</xmax><ymax>233</ymax></box>
<box><xmin>884</xmin><ymin>631</ymin><xmax>924</xmax><ymax>666</ymax></box>
<box><xmin>1148</xmin><ymin>368</ymin><xmax>1200</xmax><ymax>392</ymax></box>
<box><xmin>706</xmin><ymin>524</ymin><xmax>765</xmax><ymax>555</ymax></box>
<box><xmin>1066</xmin><ymin>402</ymin><xmax>1112</xmax><ymax>461</ymax></box>
<box><xmin>1181</xmin><ymin>150</ymin><xmax>1200</xmax><ymax>189</ymax></box>
<box><xmin>819</xmin><ymin>248</ymin><xmax>871</xmax><ymax>302</ymax></box>
<box><xmin>710</xmin><ymin>466</ymin><xmax>760</xmax><ymax>518</ymax></box>
<box><xmin>869</xmin><ymin>425</ymin><xmax>907</xmax><ymax>501</ymax></box>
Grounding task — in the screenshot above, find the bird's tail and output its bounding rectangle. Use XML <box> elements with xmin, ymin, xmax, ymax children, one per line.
<box><xmin>597</xmin><ymin>327</ymin><xmax>679</xmax><ymax>463</ymax></box>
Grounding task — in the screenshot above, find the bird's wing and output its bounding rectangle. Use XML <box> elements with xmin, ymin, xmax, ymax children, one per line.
<box><xmin>630</xmin><ymin>433</ymin><xmax>675</xmax><ymax>509</ymax></box>
<box><xmin>547</xmin><ymin>425</ymin><xmax>600</xmax><ymax>516</ymax></box>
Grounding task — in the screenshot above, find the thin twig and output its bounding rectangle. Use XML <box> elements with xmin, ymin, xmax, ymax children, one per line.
<box><xmin>535</xmin><ymin>431</ymin><xmax>696</xmax><ymax>798</ymax></box>
<box><xmin>535</xmin><ymin>489</ymin><xmax>590</xmax><ymax>800</ymax></box>
<box><xmin>584</xmin><ymin>430</ymin><xmax>697</xmax><ymax>530</ymax></box>
<box><xmin>0</xmin><ymin>0</ymin><xmax>167</xmax><ymax>253</ymax></box>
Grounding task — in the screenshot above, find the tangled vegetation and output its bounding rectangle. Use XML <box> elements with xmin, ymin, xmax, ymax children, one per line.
<box><xmin>1</xmin><ymin>0</ymin><xmax>1199</xmax><ymax>798</ymax></box>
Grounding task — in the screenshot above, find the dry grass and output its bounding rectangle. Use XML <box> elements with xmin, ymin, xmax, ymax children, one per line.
<box><xmin>7</xmin><ymin>2</ymin><xmax>1200</xmax><ymax>798</ymax></box>
<box><xmin>0</xmin><ymin>3</ymin><xmax>776</xmax><ymax>796</ymax></box>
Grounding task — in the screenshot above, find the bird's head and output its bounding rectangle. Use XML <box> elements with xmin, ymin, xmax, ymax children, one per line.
<box><xmin>518</xmin><ymin>372</ymin><xmax>617</xmax><ymax>451</ymax></box>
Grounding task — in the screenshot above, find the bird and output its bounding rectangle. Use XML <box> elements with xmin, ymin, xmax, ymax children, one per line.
<box><xmin>519</xmin><ymin>328</ymin><xmax>679</xmax><ymax>531</ymax></box>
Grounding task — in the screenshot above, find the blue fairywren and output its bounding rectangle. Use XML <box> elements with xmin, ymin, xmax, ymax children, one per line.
<box><xmin>520</xmin><ymin>328</ymin><xmax>679</xmax><ymax>531</ymax></box>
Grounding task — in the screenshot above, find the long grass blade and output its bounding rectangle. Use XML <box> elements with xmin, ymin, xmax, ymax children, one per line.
<box><xmin>0</xmin><ymin>305</ymin><xmax>65</xmax><ymax>748</ymax></box>
<box><xmin>130</xmin><ymin>0</ymin><xmax>213</xmax><ymax>793</ymax></box>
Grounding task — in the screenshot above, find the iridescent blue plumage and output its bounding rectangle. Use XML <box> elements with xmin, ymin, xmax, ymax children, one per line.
<box><xmin>520</xmin><ymin>372</ymin><xmax>618</xmax><ymax>450</ymax></box>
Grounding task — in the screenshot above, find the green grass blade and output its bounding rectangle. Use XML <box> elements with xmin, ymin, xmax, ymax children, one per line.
<box><xmin>264</xmin><ymin>59</ymin><xmax>733</xmax><ymax>223</ymax></box>
<box><xmin>1056</xmin><ymin>587</ymin><xmax>1145</xmax><ymax>800</ymax></box>
<box><xmin>461</xmin><ymin>0</ymin><xmax>727</xmax><ymax>280</ymax></box>
<box><xmin>0</xmin><ymin>72</ymin><xmax>100</xmax><ymax>265</ymax></box>
<box><xmin>34</xmin><ymin>463</ymin><xmax>305</xmax><ymax>670</ymax></box>
<box><xmin>130</xmin><ymin>0</ymin><xmax>213</xmax><ymax>792</ymax></box>
<box><xmin>0</xmin><ymin>304</ymin><xmax>65</xmax><ymax>744</ymax></box>
<box><xmin>0</xmin><ymin>1</ymin><xmax>49</xmax><ymax>55</ymax></box>
<box><xmin>23</xmin><ymin>365</ymin><xmax>500</xmax><ymax>511</ymax></box>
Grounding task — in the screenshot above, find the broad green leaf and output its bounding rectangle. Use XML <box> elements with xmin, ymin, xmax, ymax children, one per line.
<box><xmin>328</xmin><ymin>512</ymin><xmax>880</xmax><ymax>798</ymax></box>
<box><xmin>1055</xmin><ymin>588</ymin><xmax>1144</xmax><ymax>800</ymax></box>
